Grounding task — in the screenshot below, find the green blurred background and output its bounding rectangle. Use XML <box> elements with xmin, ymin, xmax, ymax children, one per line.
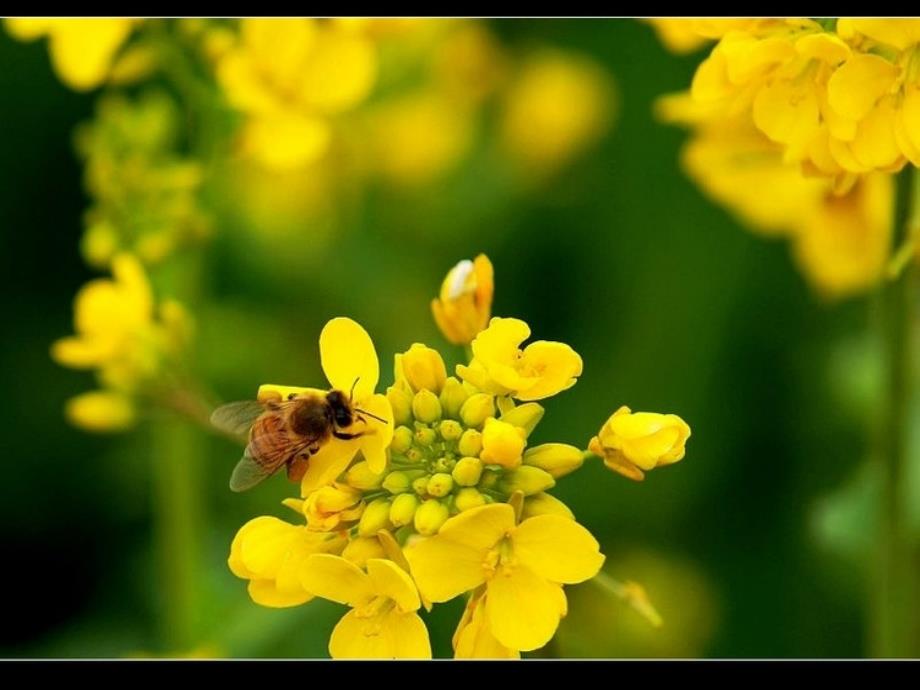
<box><xmin>0</xmin><ymin>19</ymin><xmax>878</xmax><ymax>657</ymax></box>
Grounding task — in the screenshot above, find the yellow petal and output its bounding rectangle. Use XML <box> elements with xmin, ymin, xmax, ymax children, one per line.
<box><xmin>320</xmin><ymin>317</ymin><xmax>379</xmax><ymax>400</ymax></box>
<box><xmin>366</xmin><ymin>558</ymin><xmax>420</xmax><ymax>612</ymax></box>
<box><xmin>516</xmin><ymin>341</ymin><xmax>583</xmax><ymax>400</ymax></box>
<box><xmin>64</xmin><ymin>390</ymin><xmax>135</xmax><ymax>432</ymax></box>
<box><xmin>454</xmin><ymin>593</ymin><xmax>520</xmax><ymax>659</ymax></box>
<box><xmin>329</xmin><ymin>608</ymin><xmax>431</xmax><ymax>659</ymax></box>
<box><xmin>248</xmin><ymin>578</ymin><xmax>312</xmax><ymax>608</ymax></box>
<box><xmin>242</xmin><ymin>113</ymin><xmax>330</xmax><ymax>171</ymax></box>
<box><xmin>404</xmin><ymin>504</ymin><xmax>514</xmax><ymax>602</ymax></box>
<box><xmin>300</xmin><ymin>554</ymin><xmax>371</xmax><ymax>606</ymax></box>
<box><xmin>485</xmin><ymin>564</ymin><xmax>566</xmax><ymax>651</ymax></box>
<box><xmin>848</xmin><ymin>97</ymin><xmax>903</xmax><ymax>170</ymax></box>
<box><xmin>300</xmin><ymin>438</ymin><xmax>360</xmax><ymax>496</ymax></box>
<box><xmin>827</xmin><ymin>53</ymin><xmax>898</xmax><ymax>122</ymax></box>
<box><xmin>512</xmin><ymin>515</ymin><xmax>605</xmax><ymax>584</ymax></box>
<box><xmin>356</xmin><ymin>393</ymin><xmax>393</xmax><ymax>474</ymax></box>
<box><xmin>4</xmin><ymin>18</ymin><xmax>53</xmax><ymax>40</ymax></box>
<box><xmin>752</xmin><ymin>80</ymin><xmax>819</xmax><ymax>150</ymax></box>
<box><xmin>298</xmin><ymin>27</ymin><xmax>377</xmax><ymax>114</ymax></box>
<box><xmin>47</xmin><ymin>19</ymin><xmax>133</xmax><ymax>91</ymax></box>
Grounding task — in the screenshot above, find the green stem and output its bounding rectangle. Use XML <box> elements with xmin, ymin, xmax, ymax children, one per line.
<box><xmin>871</xmin><ymin>166</ymin><xmax>917</xmax><ymax>657</ymax></box>
<box><xmin>150</xmin><ymin>417</ymin><xmax>202</xmax><ymax>651</ymax></box>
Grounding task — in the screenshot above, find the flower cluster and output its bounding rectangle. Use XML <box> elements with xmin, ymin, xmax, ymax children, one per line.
<box><xmin>227</xmin><ymin>255</ymin><xmax>691</xmax><ymax>658</ymax></box>
<box><xmin>51</xmin><ymin>254</ymin><xmax>193</xmax><ymax>431</ymax></box>
<box><xmin>650</xmin><ymin>18</ymin><xmax>915</xmax><ymax>298</ymax></box>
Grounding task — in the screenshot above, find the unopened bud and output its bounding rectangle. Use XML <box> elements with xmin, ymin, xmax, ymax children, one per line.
<box><xmin>358</xmin><ymin>499</ymin><xmax>391</xmax><ymax>537</ymax></box>
<box><xmin>412</xmin><ymin>389</ymin><xmax>442</xmax><ymax>424</ymax></box>
<box><xmin>414</xmin><ymin>499</ymin><xmax>449</xmax><ymax>535</ymax></box>
<box><xmin>389</xmin><ymin>493</ymin><xmax>419</xmax><ymax>527</ymax></box>
<box><xmin>452</xmin><ymin>456</ymin><xmax>483</xmax><ymax>486</ymax></box>
<box><xmin>344</xmin><ymin>461</ymin><xmax>383</xmax><ymax>490</ymax></box>
<box><xmin>427</xmin><ymin>472</ymin><xmax>454</xmax><ymax>497</ymax></box>
<box><xmin>459</xmin><ymin>393</ymin><xmax>495</xmax><ymax>428</ymax></box>
<box><xmin>458</xmin><ymin>429</ymin><xmax>483</xmax><ymax>457</ymax></box>
<box><xmin>521</xmin><ymin>492</ymin><xmax>575</xmax><ymax>520</ymax></box>
<box><xmin>523</xmin><ymin>443</ymin><xmax>584</xmax><ymax>478</ymax></box>
<box><xmin>415</xmin><ymin>426</ymin><xmax>437</xmax><ymax>447</ymax></box>
<box><xmin>383</xmin><ymin>471</ymin><xmax>411</xmax><ymax>494</ymax></box>
<box><xmin>412</xmin><ymin>476</ymin><xmax>429</xmax><ymax>496</ymax></box>
<box><xmin>498</xmin><ymin>466</ymin><xmax>555</xmax><ymax>496</ymax></box>
<box><xmin>387</xmin><ymin>385</ymin><xmax>414</xmax><ymax>426</ymax></box>
<box><xmin>439</xmin><ymin>376</ymin><xmax>469</xmax><ymax>419</ymax></box>
<box><xmin>499</xmin><ymin>402</ymin><xmax>545</xmax><ymax>437</ymax></box>
<box><xmin>454</xmin><ymin>487</ymin><xmax>487</xmax><ymax>512</ymax></box>
<box><xmin>399</xmin><ymin>344</ymin><xmax>447</xmax><ymax>394</ymax></box>
<box><xmin>438</xmin><ymin>419</ymin><xmax>463</xmax><ymax>441</ymax></box>
<box><xmin>391</xmin><ymin>426</ymin><xmax>414</xmax><ymax>454</ymax></box>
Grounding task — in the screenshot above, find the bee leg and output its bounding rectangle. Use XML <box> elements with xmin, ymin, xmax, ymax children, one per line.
<box><xmin>286</xmin><ymin>455</ymin><xmax>309</xmax><ymax>482</ymax></box>
<box><xmin>333</xmin><ymin>430</ymin><xmax>366</xmax><ymax>441</ymax></box>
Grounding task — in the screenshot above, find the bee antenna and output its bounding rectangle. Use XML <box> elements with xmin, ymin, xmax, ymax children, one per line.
<box><xmin>354</xmin><ymin>408</ymin><xmax>388</xmax><ymax>424</ymax></box>
<box><xmin>349</xmin><ymin>377</ymin><xmax>360</xmax><ymax>402</ymax></box>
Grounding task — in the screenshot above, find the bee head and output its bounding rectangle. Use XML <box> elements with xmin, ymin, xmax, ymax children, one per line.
<box><xmin>326</xmin><ymin>390</ymin><xmax>354</xmax><ymax>428</ymax></box>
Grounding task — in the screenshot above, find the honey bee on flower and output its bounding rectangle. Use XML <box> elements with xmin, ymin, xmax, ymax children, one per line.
<box><xmin>223</xmin><ymin>255</ymin><xmax>691</xmax><ymax>658</ymax></box>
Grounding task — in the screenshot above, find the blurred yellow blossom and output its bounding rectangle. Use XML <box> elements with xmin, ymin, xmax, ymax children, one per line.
<box><xmin>645</xmin><ymin>18</ymin><xmax>763</xmax><ymax>54</ymax></box>
<box><xmin>5</xmin><ymin>18</ymin><xmax>137</xmax><ymax>90</ymax></box>
<box><xmin>217</xmin><ymin>18</ymin><xmax>377</xmax><ymax>170</ymax></box>
<box><xmin>500</xmin><ymin>50</ymin><xmax>615</xmax><ymax>176</ymax></box>
<box><xmin>300</xmin><ymin>555</ymin><xmax>431</xmax><ymax>659</ymax></box>
<box><xmin>64</xmin><ymin>390</ymin><xmax>136</xmax><ymax>432</ymax></box>
<box><xmin>589</xmin><ymin>406</ymin><xmax>691</xmax><ymax>481</ymax></box>
<box><xmin>432</xmin><ymin>254</ymin><xmax>494</xmax><ymax>346</ymax></box>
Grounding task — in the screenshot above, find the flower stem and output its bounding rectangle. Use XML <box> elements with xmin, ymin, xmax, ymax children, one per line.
<box><xmin>871</xmin><ymin>166</ymin><xmax>918</xmax><ymax>657</ymax></box>
<box><xmin>591</xmin><ymin>571</ymin><xmax>663</xmax><ymax>628</ymax></box>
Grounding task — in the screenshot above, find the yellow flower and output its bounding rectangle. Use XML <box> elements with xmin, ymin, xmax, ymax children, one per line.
<box><xmin>479</xmin><ymin>418</ymin><xmax>527</xmax><ymax>469</ymax></box>
<box><xmin>5</xmin><ymin>18</ymin><xmax>136</xmax><ymax>91</ymax></box>
<box><xmin>645</xmin><ymin>19</ymin><xmax>761</xmax><ymax>55</ymax></box>
<box><xmin>431</xmin><ymin>254</ymin><xmax>494</xmax><ymax>346</ymax></box>
<box><xmin>500</xmin><ymin>50</ymin><xmax>614</xmax><ymax>176</ymax></box>
<box><xmin>64</xmin><ymin>390</ymin><xmax>136</xmax><ymax>433</ymax></box>
<box><xmin>791</xmin><ymin>173</ymin><xmax>894</xmax><ymax>299</ymax></box>
<box><xmin>589</xmin><ymin>406</ymin><xmax>691</xmax><ymax>481</ymax></box>
<box><xmin>302</xmin><ymin>484</ymin><xmax>364</xmax><ymax>532</ymax></box>
<box><xmin>217</xmin><ymin>19</ymin><xmax>377</xmax><ymax>170</ymax></box>
<box><xmin>257</xmin><ymin>317</ymin><xmax>394</xmax><ymax>495</ymax></box>
<box><xmin>395</xmin><ymin>344</ymin><xmax>448</xmax><ymax>394</ymax></box>
<box><xmin>453</xmin><ymin>590</ymin><xmax>520</xmax><ymax>659</ymax></box>
<box><xmin>457</xmin><ymin>317</ymin><xmax>583</xmax><ymax>401</ymax></box>
<box><xmin>365</xmin><ymin>90</ymin><xmax>474</xmax><ymax>187</ymax></box>
<box><xmin>300</xmin><ymin>555</ymin><xmax>431</xmax><ymax>659</ymax></box>
<box><xmin>229</xmin><ymin>515</ymin><xmax>346</xmax><ymax>608</ymax></box>
<box><xmin>405</xmin><ymin>503</ymin><xmax>604</xmax><ymax>651</ymax></box>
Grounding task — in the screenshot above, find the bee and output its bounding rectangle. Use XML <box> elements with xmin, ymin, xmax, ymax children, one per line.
<box><xmin>211</xmin><ymin>380</ymin><xmax>386</xmax><ymax>492</ymax></box>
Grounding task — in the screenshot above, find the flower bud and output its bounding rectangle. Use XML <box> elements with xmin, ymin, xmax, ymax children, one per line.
<box><xmin>344</xmin><ymin>460</ymin><xmax>384</xmax><ymax>490</ymax></box>
<box><xmin>412</xmin><ymin>389</ymin><xmax>442</xmax><ymax>423</ymax></box>
<box><xmin>387</xmin><ymin>385</ymin><xmax>414</xmax><ymax>426</ymax></box>
<box><xmin>458</xmin><ymin>429</ymin><xmax>483</xmax><ymax>457</ymax></box>
<box><xmin>414</xmin><ymin>499</ymin><xmax>450</xmax><ymax>535</ymax></box>
<box><xmin>438</xmin><ymin>419</ymin><xmax>463</xmax><ymax>441</ymax></box>
<box><xmin>427</xmin><ymin>472</ymin><xmax>454</xmax><ymax>497</ymax></box>
<box><xmin>459</xmin><ymin>393</ymin><xmax>496</xmax><ymax>428</ymax></box>
<box><xmin>452</xmin><ymin>456</ymin><xmax>483</xmax><ymax>486</ymax></box>
<box><xmin>499</xmin><ymin>402</ymin><xmax>545</xmax><ymax>437</ymax></box>
<box><xmin>382</xmin><ymin>471</ymin><xmax>411</xmax><ymax>494</ymax></box>
<box><xmin>398</xmin><ymin>344</ymin><xmax>448</xmax><ymax>394</ymax></box>
<box><xmin>589</xmin><ymin>406</ymin><xmax>691</xmax><ymax>481</ymax></box>
<box><xmin>454</xmin><ymin>487</ymin><xmax>487</xmax><ymax>512</ymax></box>
<box><xmin>406</xmin><ymin>447</ymin><xmax>425</xmax><ymax>463</ymax></box>
<box><xmin>415</xmin><ymin>426</ymin><xmax>437</xmax><ymax>447</ymax></box>
<box><xmin>521</xmin><ymin>492</ymin><xmax>574</xmax><ymax>520</ymax></box>
<box><xmin>303</xmin><ymin>484</ymin><xmax>363</xmax><ymax>531</ymax></box>
<box><xmin>391</xmin><ymin>426</ymin><xmax>414</xmax><ymax>454</ymax></box>
<box><xmin>479</xmin><ymin>468</ymin><xmax>500</xmax><ymax>490</ymax></box>
<box><xmin>389</xmin><ymin>493</ymin><xmax>420</xmax><ymax>527</ymax></box>
<box><xmin>523</xmin><ymin>443</ymin><xmax>584</xmax><ymax>478</ymax></box>
<box><xmin>431</xmin><ymin>255</ymin><xmax>494</xmax><ymax>346</ymax></box>
<box><xmin>498</xmin><ymin>466</ymin><xmax>555</xmax><ymax>496</ymax></box>
<box><xmin>358</xmin><ymin>499</ymin><xmax>392</xmax><ymax>537</ymax></box>
<box><xmin>342</xmin><ymin>536</ymin><xmax>386</xmax><ymax>568</ymax></box>
<box><xmin>412</xmin><ymin>476</ymin><xmax>429</xmax><ymax>496</ymax></box>
<box><xmin>439</xmin><ymin>376</ymin><xmax>470</xmax><ymax>419</ymax></box>
<box><xmin>480</xmin><ymin>418</ymin><xmax>526</xmax><ymax>468</ymax></box>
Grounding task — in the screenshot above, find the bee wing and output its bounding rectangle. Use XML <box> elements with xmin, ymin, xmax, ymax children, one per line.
<box><xmin>229</xmin><ymin>450</ymin><xmax>273</xmax><ymax>492</ymax></box>
<box><xmin>210</xmin><ymin>401</ymin><xmax>266</xmax><ymax>439</ymax></box>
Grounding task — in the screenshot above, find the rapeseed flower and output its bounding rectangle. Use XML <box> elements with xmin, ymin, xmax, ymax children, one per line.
<box><xmin>226</xmin><ymin>255</ymin><xmax>691</xmax><ymax>658</ymax></box>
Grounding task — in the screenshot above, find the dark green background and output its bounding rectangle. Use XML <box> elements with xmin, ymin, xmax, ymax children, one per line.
<box><xmin>0</xmin><ymin>19</ymin><xmax>874</xmax><ymax>657</ymax></box>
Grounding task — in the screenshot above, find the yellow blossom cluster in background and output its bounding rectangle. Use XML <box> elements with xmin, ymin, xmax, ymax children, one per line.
<box><xmin>226</xmin><ymin>255</ymin><xmax>691</xmax><ymax>658</ymax></box>
<box><xmin>648</xmin><ymin>18</ymin><xmax>920</xmax><ymax>299</ymax></box>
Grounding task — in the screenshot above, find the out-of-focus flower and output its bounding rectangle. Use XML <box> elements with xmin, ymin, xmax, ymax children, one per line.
<box><xmin>645</xmin><ymin>18</ymin><xmax>762</xmax><ymax>54</ymax></box>
<box><xmin>301</xmin><ymin>555</ymin><xmax>431</xmax><ymax>658</ymax></box>
<box><xmin>457</xmin><ymin>317</ymin><xmax>583</xmax><ymax>401</ymax></box>
<box><xmin>4</xmin><ymin>18</ymin><xmax>138</xmax><ymax>90</ymax></box>
<box><xmin>75</xmin><ymin>91</ymin><xmax>211</xmax><ymax>268</ymax></box>
<box><xmin>217</xmin><ymin>19</ymin><xmax>377</xmax><ymax>170</ymax></box>
<box><xmin>588</xmin><ymin>406</ymin><xmax>691</xmax><ymax>481</ymax></box>
<box><xmin>406</xmin><ymin>503</ymin><xmax>605</xmax><ymax>652</ymax></box>
<box><xmin>499</xmin><ymin>50</ymin><xmax>615</xmax><ymax>176</ymax></box>
<box><xmin>432</xmin><ymin>254</ymin><xmax>494</xmax><ymax>346</ymax></box>
<box><xmin>51</xmin><ymin>253</ymin><xmax>193</xmax><ymax>431</ymax></box>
